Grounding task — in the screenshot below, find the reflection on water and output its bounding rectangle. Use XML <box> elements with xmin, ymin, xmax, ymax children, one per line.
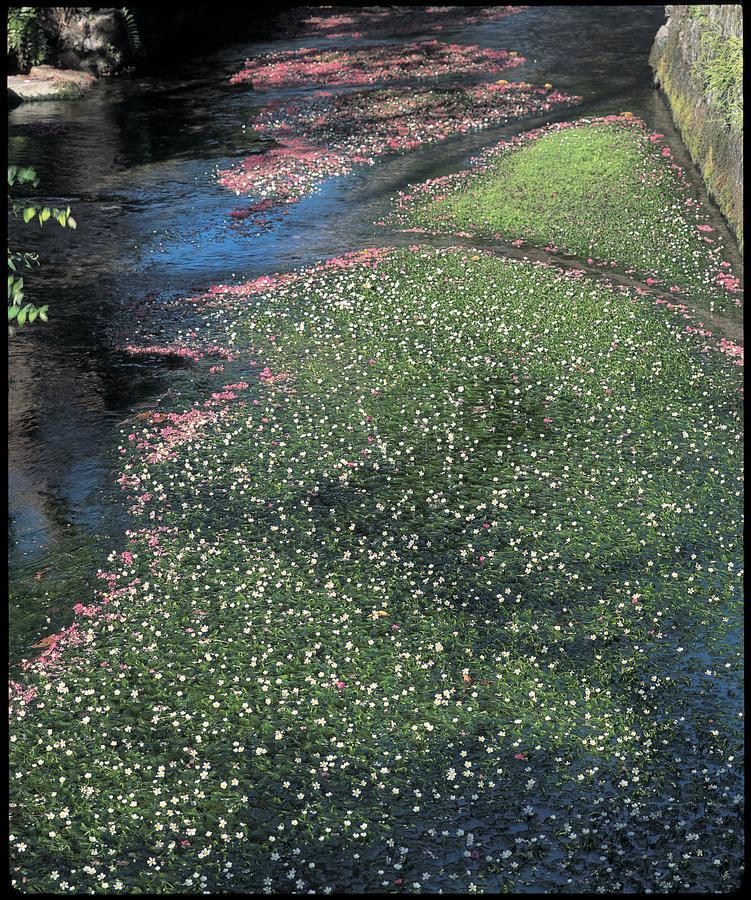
<box><xmin>6</xmin><ymin>5</ymin><xmax>742</xmax><ymax>658</ymax></box>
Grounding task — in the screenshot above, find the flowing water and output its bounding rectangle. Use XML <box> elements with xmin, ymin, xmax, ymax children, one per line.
<box><xmin>7</xmin><ymin>5</ymin><xmax>743</xmax><ymax>665</ymax></box>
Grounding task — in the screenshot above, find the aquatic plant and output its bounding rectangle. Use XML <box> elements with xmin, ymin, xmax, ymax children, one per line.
<box><xmin>231</xmin><ymin>41</ymin><xmax>525</xmax><ymax>89</ymax></box>
<box><xmin>385</xmin><ymin>116</ymin><xmax>742</xmax><ymax>314</ymax></box>
<box><xmin>219</xmin><ymin>83</ymin><xmax>578</xmax><ymax>226</ymax></box>
<box><xmin>9</xmin><ymin>245</ymin><xmax>742</xmax><ymax>892</ymax></box>
<box><xmin>277</xmin><ymin>5</ymin><xmax>526</xmax><ymax>40</ymax></box>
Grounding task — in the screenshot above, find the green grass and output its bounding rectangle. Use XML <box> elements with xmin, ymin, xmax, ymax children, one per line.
<box><xmin>388</xmin><ymin>118</ymin><xmax>741</xmax><ymax>313</ymax></box>
<box><xmin>9</xmin><ymin>247</ymin><xmax>743</xmax><ymax>893</ymax></box>
<box><xmin>687</xmin><ymin>7</ymin><xmax>743</xmax><ymax>132</ymax></box>
<box><xmin>433</xmin><ymin>127</ymin><xmax>639</xmax><ymax>241</ymax></box>
<box><xmin>698</xmin><ymin>31</ymin><xmax>743</xmax><ymax>132</ymax></box>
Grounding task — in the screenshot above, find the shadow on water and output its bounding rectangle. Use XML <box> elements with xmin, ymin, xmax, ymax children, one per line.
<box><xmin>7</xmin><ymin>5</ymin><xmax>742</xmax><ymax>663</ymax></box>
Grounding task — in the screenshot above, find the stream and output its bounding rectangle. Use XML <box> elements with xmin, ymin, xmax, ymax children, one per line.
<box><xmin>7</xmin><ymin>5</ymin><xmax>742</xmax><ymax>667</ymax></box>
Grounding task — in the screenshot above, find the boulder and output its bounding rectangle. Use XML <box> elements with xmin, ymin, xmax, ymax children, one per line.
<box><xmin>7</xmin><ymin>65</ymin><xmax>96</xmax><ymax>102</ymax></box>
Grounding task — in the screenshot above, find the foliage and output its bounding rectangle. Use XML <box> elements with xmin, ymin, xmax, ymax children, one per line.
<box><xmin>697</xmin><ymin>30</ymin><xmax>743</xmax><ymax>132</ymax></box>
<box><xmin>120</xmin><ymin>7</ymin><xmax>141</xmax><ymax>53</ymax></box>
<box><xmin>8</xmin><ymin>165</ymin><xmax>76</xmax><ymax>335</ymax></box>
<box><xmin>219</xmin><ymin>79</ymin><xmax>577</xmax><ymax>226</ymax></box>
<box><xmin>7</xmin><ymin>6</ymin><xmax>47</xmax><ymax>70</ymax></box>
<box><xmin>7</xmin><ymin>7</ymin><xmax>142</xmax><ymax>76</ymax></box>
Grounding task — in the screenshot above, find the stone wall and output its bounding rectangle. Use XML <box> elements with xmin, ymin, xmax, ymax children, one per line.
<box><xmin>650</xmin><ymin>5</ymin><xmax>743</xmax><ymax>251</ymax></box>
<box><xmin>38</xmin><ymin>8</ymin><xmax>132</xmax><ymax>76</ymax></box>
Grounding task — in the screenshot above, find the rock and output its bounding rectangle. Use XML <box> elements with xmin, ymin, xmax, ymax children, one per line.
<box><xmin>649</xmin><ymin>5</ymin><xmax>743</xmax><ymax>250</ymax></box>
<box><xmin>7</xmin><ymin>65</ymin><xmax>96</xmax><ymax>102</ymax></box>
<box><xmin>650</xmin><ymin>22</ymin><xmax>669</xmax><ymax>81</ymax></box>
<box><xmin>653</xmin><ymin>21</ymin><xmax>669</xmax><ymax>52</ymax></box>
<box><xmin>39</xmin><ymin>8</ymin><xmax>130</xmax><ymax>77</ymax></box>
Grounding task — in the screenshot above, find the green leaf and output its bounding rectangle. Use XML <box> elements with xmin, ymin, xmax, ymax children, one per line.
<box><xmin>8</xmin><ymin>306</ymin><xmax>19</xmax><ymax>321</ymax></box>
<box><xmin>23</xmin><ymin>207</ymin><xmax>36</xmax><ymax>224</ymax></box>
<box><xmin>28</xmin><ymin>308</ymin><xmax>38</xmax><ymax>323</ymax></box>
<box><xmin>38</xmin><ymin>306</ymin><xmax>48</xmax><ymax>323</ymax></box>
<box><xmin>67</xmin><ymin>216</ymin><xmax>77</xmax><ymax>230</ymax></box>
<box><xmin>17</xmin><ymin>307</ymin><xmax>27</xmax><ymax>327</ymax></box>
<box><xmin>40</xmin><ymin>208</ymin><xmax>51</xmax><ymax>224</ymax></box>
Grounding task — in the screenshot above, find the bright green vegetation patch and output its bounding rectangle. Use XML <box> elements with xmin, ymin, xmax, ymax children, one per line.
<box><xmin>388</xmin><ymin>118</ymin><xmax>741</xmax><ymax>313</ymax></box>
<box><xmin>691</xmin><ymin>7</ymin><xmax>743</xmax><ymax>132</ymax></box>
<box><xmin>9</xmin><ymin>248</ymin><xmax>743</xmax><ymax>893</ymax></box>
<box><xmin>700</xmin><ymin>31</ymin><xmax>743</xmax><ymax>131</ymax></box>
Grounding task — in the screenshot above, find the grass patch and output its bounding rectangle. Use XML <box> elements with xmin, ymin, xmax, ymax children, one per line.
<box><xmin>699</xmin><ymin>31</ymin><xmax>743</xmax><ymax>131</ymax></box>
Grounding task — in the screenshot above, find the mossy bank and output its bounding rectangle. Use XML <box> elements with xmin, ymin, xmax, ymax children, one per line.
<box><xmin>650</xmin><ymin>5</ymin><xmax>743</xmax><ymax>251</ymax></box>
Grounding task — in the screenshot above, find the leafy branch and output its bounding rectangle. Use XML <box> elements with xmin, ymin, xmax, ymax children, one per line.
<box><xmin>8</xmin><ymin>165</ymin><xmax>76</xmax><ymax>336</ymax></box>
<box><xmin>7</xmin><ymin>6</ymin><xmax>47</xmax><ymax>71</ymax></box>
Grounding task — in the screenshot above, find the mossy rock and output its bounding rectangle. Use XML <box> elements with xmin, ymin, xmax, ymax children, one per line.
<box><xmin>7</xmin><ymin>66</ymin><xmax>95</xmax><ymax>102</ymax></box>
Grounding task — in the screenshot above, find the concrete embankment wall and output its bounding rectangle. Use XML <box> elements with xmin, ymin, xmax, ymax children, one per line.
<box><xmin>650</xmin><ymin>5</ymin><xmax>743</xmax><ymax>251</ymax></box>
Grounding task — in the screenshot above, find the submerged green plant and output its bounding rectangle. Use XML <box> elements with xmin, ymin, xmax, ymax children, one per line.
<box><xmin>386</xmin><ymin>117</ymin><xmax>741</xmax><ymax>313</ymax></box>
<box><xmin>8</xmin><ymin>244</ymin><xmax>743</xmax><ymax>892</ymax></box>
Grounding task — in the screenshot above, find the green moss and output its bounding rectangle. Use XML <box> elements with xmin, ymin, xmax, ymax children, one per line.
<box><xmin>665</xmin><ymin>79</ymin><xmax>701</xmax><ymax>156</ymax></box>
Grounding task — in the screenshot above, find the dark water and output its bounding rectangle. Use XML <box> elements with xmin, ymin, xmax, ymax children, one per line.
<box><xmin>6</xmin><ymin>6</ymin><xmax>742</xmax><ymax>662</ymax></box>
